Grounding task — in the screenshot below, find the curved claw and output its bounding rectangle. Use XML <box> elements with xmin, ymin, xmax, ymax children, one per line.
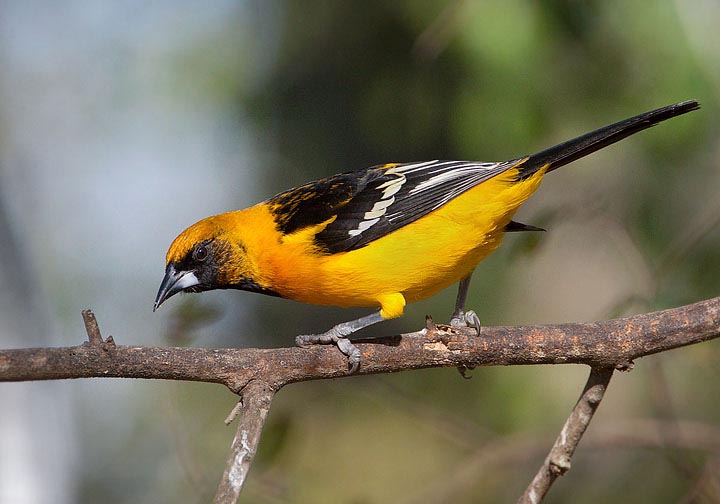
<box><xmin>295</xmin><ymin>332</ymin><xmax>362</xmax><ymax>374</ymax></box>
<box><xmin>463</xmin><ymin>310</ymin><xmax>481</xmax><ymax>333</ymax></box>
<box><xmin>336</xmin><ymin>337</ymin><xmax>361</xmax><ymax>374</ymax></box>
<box><xmin>449</xmin><ymin>310</ymin><xmax>482</xmax><ymax>335</ymax></box>
<box><xmin>294</xmin><ymin>311</ymin><xmax>382</xmax><ymax>374</ymax></box>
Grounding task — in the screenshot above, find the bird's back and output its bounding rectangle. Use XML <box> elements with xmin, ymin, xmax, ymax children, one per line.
<box><xmin>260</xmin><ymin>164</ymin><xmax>547</xmax><ymax>312</ymax></box>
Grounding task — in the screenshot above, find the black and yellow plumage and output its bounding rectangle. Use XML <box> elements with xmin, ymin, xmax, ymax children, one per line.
<box><xmin>155</xmin><ymin>100</ymin><xmax>699</xmax><ymax>371</ymax></box>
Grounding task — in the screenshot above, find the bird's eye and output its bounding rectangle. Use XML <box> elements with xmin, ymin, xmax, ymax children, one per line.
<box><xmin>193</xmin><ymin>244</ymin><xmax>209</xmax><ymax>262</ymax></box>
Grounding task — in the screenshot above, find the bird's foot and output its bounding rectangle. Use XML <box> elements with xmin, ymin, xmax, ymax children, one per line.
<box><xmin>296</xmin><ymin>330</ymin><xmax>362</xmax><ymax>374</ymax></box>
<box><xmin>449</xmin><ymin>309</ymin><xmax>482</xmax><ymax>334</ymax></box>
<box><xmin>296</xmin><ymin>311</ymin><xmax>383</xmax><ymax>374</ymax></box>
<box><xmin>449</xmin><ymin>310</ymin><xmax>480</xmax><ymax>379</ymax></box>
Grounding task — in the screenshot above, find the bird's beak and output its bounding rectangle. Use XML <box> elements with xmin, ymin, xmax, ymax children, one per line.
<box><xmin>153</xmin><ymin>264</ymin><xmax>200</xmax><ymax>311</ymax></box>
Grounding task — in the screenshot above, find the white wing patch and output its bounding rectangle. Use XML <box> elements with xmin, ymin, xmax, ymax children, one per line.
<box><xmin>344</xmin><ymin>159</ymin><xmax>513</xmax><ymax>239</ymax></box>
<box><xmin>409</xmin><ymin>162</ymin><xmax>495</xmax><ymax>193</ymax></box>
<box><xmin>387</xmin><ymin>160</ymin><xmax>508</xmax><ymax>222</ymax></box>
<box><xmin>347</xmin><ymin>169</ymin><xmax>407</xmax><ymax>237</ymax></box>
<box><xmin>364</xmin><ymin>196</ymin><xmax>395</xmax><ymax>219</ymax></box>
<box><xmin>348</xmin><ymin>217</ymin><xmax>381</xmax><ymax>236</ymax></box>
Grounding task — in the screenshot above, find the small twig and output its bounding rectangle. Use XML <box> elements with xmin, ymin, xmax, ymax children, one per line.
<box><xmin>224</xmin><ymin>400</ymin><xmax>244</xmax><ymax>426</ymax></box>
<box><xmin>214</xmin><ymin>380</ymin><xmax>276</xmax><ymax>504</ymax></box>
<box><xmin>518</xmin><ymin>366</ymin><xmax>614</xmax><ymax>504</ymax></box>
<box><xmin>81</xmin><ymin>309</ymin><xmax>103</xmax><ymax>345</ymax></box>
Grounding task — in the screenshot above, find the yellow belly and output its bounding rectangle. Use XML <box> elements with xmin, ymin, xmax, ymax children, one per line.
<box><xmin>269</xmin><ymin>167</ymin><xmax>546</xmax><ymax>318</ymax></box>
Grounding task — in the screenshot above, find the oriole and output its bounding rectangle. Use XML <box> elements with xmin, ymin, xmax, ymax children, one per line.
<box><xmin>155</xmin><ymin>100</ymin><xmax>699</xmax><ymax>372</ymax></box>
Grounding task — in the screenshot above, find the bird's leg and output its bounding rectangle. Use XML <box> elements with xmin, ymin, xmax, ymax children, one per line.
<box><xmin>449</xmin><ymin>274</ymin><xmax>481</xmax><ymax>333</ymax></box>
<box><xmin>296</xmin><ymin>311</ymin><xmax>384</xmax><ymax>373</ymax></box>
<box><xmin>449</xmin><ymin>274</ymin><xmax>481</xmax><ymax>379</ymax></box>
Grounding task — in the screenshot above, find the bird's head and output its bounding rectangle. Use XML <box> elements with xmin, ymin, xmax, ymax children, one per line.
<box><xmin>154</xmin><ymin>213</ymin><xmax>269</xmax><ymax>311</ymax></box>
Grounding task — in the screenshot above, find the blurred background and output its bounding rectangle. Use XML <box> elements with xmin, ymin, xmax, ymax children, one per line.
<box><xmin>0</xmin><ymin>1</ymin><xmax>719</xmax><ymax>502</ymax></box>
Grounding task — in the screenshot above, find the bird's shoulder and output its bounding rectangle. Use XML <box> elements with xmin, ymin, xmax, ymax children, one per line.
<box><xmin>266</xmin><ymin>166</ymin><xmax>387</xmax><ymax>236</ymax></box>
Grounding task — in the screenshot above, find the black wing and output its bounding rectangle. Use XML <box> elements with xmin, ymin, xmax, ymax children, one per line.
<box><xmin>268</xmin><ymin>159</ymin><xmax>525</xmax><ymax>254</ymax></box>
<box><xmin>268</xmin><ymin>168</ymin><xmax>386</xmax><ymax>236</ymax></box>
<box><xmin>267</xmin><ymin>100</ymin><xmax>700</xmax><ymax>254</ymax></box>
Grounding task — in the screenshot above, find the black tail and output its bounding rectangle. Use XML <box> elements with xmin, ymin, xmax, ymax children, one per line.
<box><xmin>518</xmin><ymin>100</ymin><xmax>700</xmax><ymax>179</ymax></box>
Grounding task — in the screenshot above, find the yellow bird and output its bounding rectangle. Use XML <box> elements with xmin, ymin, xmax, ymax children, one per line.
<box><xmin>155</xmin><ymin>100</ymin><xmax>699</xmax><ymax>372</ymax></box>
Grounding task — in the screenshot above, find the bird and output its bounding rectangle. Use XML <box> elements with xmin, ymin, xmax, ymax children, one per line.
<box><xmin>155</xmin><ymin>100</ymin><xmax>699</xmax><ymax>372</ymax></box>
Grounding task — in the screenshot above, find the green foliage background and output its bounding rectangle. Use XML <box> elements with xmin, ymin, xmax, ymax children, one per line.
<box><xmin>188</xmin><ymin>2</ymin><xmax>718</xmax><ymax>502</ymax></box>
<box><xmin>1</xmin><ymin>1</ymin><xmax>719</xmax><ymax>503</ymax></box>
<box><xmin>230</xmin><ymin>4</ymin><xmax>719</xmax><ymax>501</ymax></box>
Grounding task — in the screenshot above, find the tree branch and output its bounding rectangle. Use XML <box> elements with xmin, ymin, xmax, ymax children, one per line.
<box><xmin>81</xmin><ymin>308</ymin><xmax>104</xmax><ymax>345</ymax></box>
<box><xmin>518</xmin><ymin>366</ymin><xmax>614</xmax><ymax>504</ymax></box>
<box><xmin>1</xmin><ymin>296</ymin><xmax>719</xmax><ymax>503</ymax></box>
<box><xmin>214</xmin><ymin>380</ymin><xmax>277</xmax><ymax>503</ymax></box>
<box><xmin>1</xmin><ymin>297</ymin><xmax>718</xmax><ymax>391</ymax></box>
